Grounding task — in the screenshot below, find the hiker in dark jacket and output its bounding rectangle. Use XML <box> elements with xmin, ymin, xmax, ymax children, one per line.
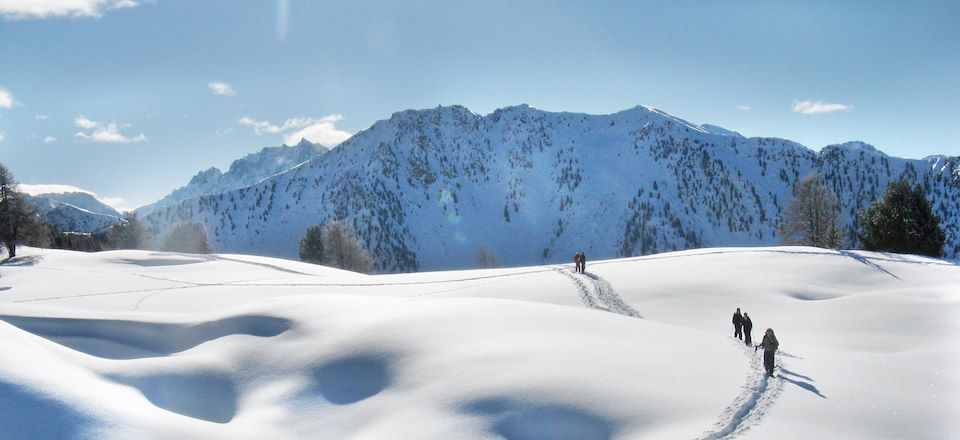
<box><xmin>732</xmin><ymin>308</ymin><xmax>743</xmax><ymax>340</ymax></box>
<box><xmin>756</xmin><ymin>328</ymin><xmax>779</xmax><ymax>377</ymax></box>
<box><xmin>580</xmin><ymin>252</ymin><xmax>586</xmax><ymax>273</ymax></box>
<box><xmin>742</xmin><ymin>313</ymin><xmax>753</xmax><ymax>346</ymax></box>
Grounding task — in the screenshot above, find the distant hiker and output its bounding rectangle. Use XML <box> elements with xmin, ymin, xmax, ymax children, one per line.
<box><xmin>732</xmin><ymin>308</ymin><xmax>743</xmax><ymax>340</ymax></box>
<box><xmin>573</xmin><ymin>251</ymin><xmax>586</xmax><ymax>273</ymax></box>
<box><xmin>742</xmin><ymin>312</ymin><xmax>753</xmax><ymax>346</ymax></box>
<box><xmin>756</xmin><ymin>328</ymin><xmax>779</xmax><ymax>377</ymax></box>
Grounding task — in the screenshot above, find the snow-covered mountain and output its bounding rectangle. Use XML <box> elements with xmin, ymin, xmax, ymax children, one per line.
<box><xmin>137</xmin><ymin>138</ymin><xmax>328</xmax><ymax>215</ymax></box>
<box><xmin>25</xmin><ymin>192</ymin><xmax>122</xmax><ymax>233</ymax></box>
<box><xmin>140</xmin><ymin>104</ymin><xmax>960</xmax><ymax>272</ymax></box>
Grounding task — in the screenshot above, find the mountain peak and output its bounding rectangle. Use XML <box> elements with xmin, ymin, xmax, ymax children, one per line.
<box><xmin>825</xmin><ymin>141</ymin><xmax>886</xmax><ymax>156</ymax></box>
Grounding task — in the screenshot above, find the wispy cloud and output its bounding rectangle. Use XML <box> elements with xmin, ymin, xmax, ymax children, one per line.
<box><xmin>73</xmin><ymin>116</ymin><xmax>148</xmax><ymax>143</ymax></box>
<box><xmin>0</xmin><ymin>0</ymin><xmax>139</xmax><ymax>20</ymax></box>
<box><xmin>792</xmin><ymin>100</ymin><xmax>852</xmax><ymax>115</ymax></box>
<box><xmin>18</xmin><ymin>183</ymin><xmax>130</xmax><ymax>211</ymax></box>
<box><xmin>0</xmin><ymin>86</ymin><xmax>18</xmax><ymax>109</ymax></box>
<box><xmin>207</xmin><ymin>81</ymin><xmax>236</xmax><ymax>97</ymax></box>
<box><xmin>0</xmin><ymin>131</ymin><xmax>5</xmax><ymax>142</ymax></box>
<box><xmin>276</xmin><ymin>0</ymin><xmax>289</xmax><ymax>41</ymax></box>
<box><xmin>738</xmin><ymin>105</ymin><xmax>752</xmax><ymax>111</ymax></box>
<box><xmin>36</xmin><ymin>114</ymin><xmax>49</xmax><ymax>120</ymax></box>
<box><xmin>43</xmin><ymin>136</ymin><xmax>57</xmax><ymax>143</ymax></box>
<box><xmin>238</xmin><ymin>114</ymin><xmax>352</xmax><ymax>147</ymax></box>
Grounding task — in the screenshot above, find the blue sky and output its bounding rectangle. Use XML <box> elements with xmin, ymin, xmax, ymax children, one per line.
<box><xmin>0</xmin><ymin>0</ymin><xmax>957</xmax><ymax>210</ymax></box>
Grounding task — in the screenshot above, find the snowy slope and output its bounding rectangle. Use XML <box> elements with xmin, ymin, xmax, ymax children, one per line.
<box><xmin>0</xmin><ymin>246</ymin><xmax>957</xmax><ymax>439</ymax></box>
<box><xmin>137</xmin><ymin>138</ymin><xmax>328</xmax><ymax>216</ymax></box>
<box><xmin>24</xmin><ymin>192</ymin><xmax>122</xmax><ymax>233</ymax></box>
<box><xmin>140</xmin><ymin>105</ymin><xmax>960</xmax><ymax>272</ymax></box>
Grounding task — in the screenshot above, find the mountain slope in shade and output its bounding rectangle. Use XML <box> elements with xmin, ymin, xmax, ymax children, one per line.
<box><xmin>140</xmin><ymin>104</ymin><xmax>960</xmax><ymax>272</ymax></box>
<box><xmin>25</xmin><ymin>192</ymin><xmax>121</xmax><ymax>233</ymax></box>
<box><xmin>137</xmin><ymin>138</ymin><xmax>328</xmax><ymax>215</ymax></box>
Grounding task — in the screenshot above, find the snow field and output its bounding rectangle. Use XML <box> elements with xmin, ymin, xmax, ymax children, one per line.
<box><xmin>1</xmin><ymin>246</ymin><xmax>958</xmax><ymax>439</ymax></box>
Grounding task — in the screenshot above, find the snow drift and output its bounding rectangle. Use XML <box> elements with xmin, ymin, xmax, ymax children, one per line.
<box><xmin>0</xmin><ymin>246</ymin><xmax>957</xmax><ymax>439</ymax></box>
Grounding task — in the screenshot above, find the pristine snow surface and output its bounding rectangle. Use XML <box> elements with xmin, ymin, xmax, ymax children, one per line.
<box><xmin>0</xmin><ymin>247</ymin><xmax>957</xmax><ymax>439</ymax></box>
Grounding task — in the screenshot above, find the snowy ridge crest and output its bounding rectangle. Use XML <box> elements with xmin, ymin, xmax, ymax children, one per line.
<box><xmin>141</xmin><ymin>104</ymin><xmax>960</xmax><ymax>272</ymax></box>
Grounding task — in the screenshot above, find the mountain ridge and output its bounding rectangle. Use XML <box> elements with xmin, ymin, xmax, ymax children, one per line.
<box><xmin>139</xmin><ymin>104</ymin><xmax>960</xmax><ymax>271</ymax></box>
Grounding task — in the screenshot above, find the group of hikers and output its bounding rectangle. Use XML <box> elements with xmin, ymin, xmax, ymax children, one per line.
<box><xmin>732</xmin><ymin>308</ymin><xmax>779</xmax><ymax>377</ymax></box>
<box><xmin>572</xmin><ymin>251</ymin><xmax>587</xmax><ymax>273</ymax></box>
<box><xmin>566</xmin><ymin>253</ymin><xmax>778</xmax><ymax>378</ymax></box>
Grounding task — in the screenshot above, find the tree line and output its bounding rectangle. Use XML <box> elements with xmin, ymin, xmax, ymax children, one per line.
<box><xmin>2</xmin><ymin>161</ymin><xmax>948</xmax><ymax>271</ymax></box>
<box><xmin>779</xmin><ymin>173</ymin><xmax>946</xmax><ymax>257</ymax></box>
<box><xmin>1</xmin><ymin>163</ymin><xmax>212</xmax><ymax>258</ymax></box>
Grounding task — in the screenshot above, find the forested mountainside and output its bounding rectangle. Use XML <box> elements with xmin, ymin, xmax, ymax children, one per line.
<box><xmin>141</xmin><ymin>104</ymin><xmax>960</xmax><ymax>272</ymax></box>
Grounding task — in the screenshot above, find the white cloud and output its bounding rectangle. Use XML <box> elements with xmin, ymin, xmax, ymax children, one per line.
<box><xmin>0</xmin><ymin>86</ymin><xmax>18</xmax><ymax>109</ymax></box>
<box><xmin>0</xmin><ymin>131</ymin><xmax>5</xmax><ymax>142</ymax></box>
<box><xmin>0</xmin><ymin>0</ymin><xmax>138</xmax><ymax>20</ymax></box>
<box><xmin>792</xmin><ymin>100</ymin><xmax>853</xmax><ymax>115</ymax></box>
<box><xmin>283</xmin><ymin>120</ymin><xmax>351</xmax><ymax>147</ymax></box>
<box><xmin>738</xmin><ymin>105</ymin><xmax>752</xmax><ymax>111</ymax></box>
<box><xmin>239</xmin><ymin>114</ymin><xmax>351</xmax><ymax>147</ymax></box>
<box><xmin>207</xmin><ymin>81</ymin><xmax>236</xmax><ymax>97</ymax></box>
<box><xmin>18</xmin><ymin>183</ymin><xmax>129</xmax><ymax>211</ymax></box>
<box><xmin>73</xmin><ymin>116</ymin><xmax>148</xmax><ymax>143</ymax></box>
<box><xmin>36</xmin><ymin>114</ymin><xmax>49</xmax><ymax>120</ymax></box>
<box><xmin>74</xmin><ymin>115</ymin><xmax>98</xmax><ymax>129</ymax></box>
<box><xmin>43</xmin><ymin>135</ymin><xmax>56</xmax><ymax>143</ymax></box>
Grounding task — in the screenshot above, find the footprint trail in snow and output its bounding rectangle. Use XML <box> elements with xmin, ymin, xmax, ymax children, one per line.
<box><xmin>556</xmin><ymin>265</ymin><xmax>784</xmax><ymax>439</ymax></box>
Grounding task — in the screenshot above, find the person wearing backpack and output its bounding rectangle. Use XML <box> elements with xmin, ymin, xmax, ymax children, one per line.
<box><xmin>756</xmin><ymin>328</ymin><xmax>779</xmax><ymax>377</ymax></box>
<box><xmin>732</xmin><ymin>308</ymin><xmax>744</xmax><ymax>340</ymax></box>
<box><xmin>742</xmin><ymin>312</ymin><xmax>753</xmax><ymax>346</ymax></box>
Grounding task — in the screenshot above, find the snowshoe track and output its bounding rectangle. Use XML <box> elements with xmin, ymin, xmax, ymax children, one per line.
<box><xmin>694</xmin><ymin>343</ymin><xmax>785</xmax><ymax>440</ymax></box>
<box><xmin>555</xmin><ymin>266</ymin><xmax>782</xmax><ymax>439</ymax></box>
<box><xmin>555</xmin><ymin>266</ymin><xmax>640</xmax><ymax>318</ymax></box>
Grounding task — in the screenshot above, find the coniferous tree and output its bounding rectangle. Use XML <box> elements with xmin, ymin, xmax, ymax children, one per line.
<box><xmin>0</xmin><ymin>164</ymin><xmax>37</xmax><ymax>258</ymax></box>
<box><xmin>162</xmin><ymin>221</ymin><xmax>212</xmax><ymax>254</ymax></box>
<box><xmin>298</xmin><ymin>224</ymin><xmax>324</xmax><ymax>264</ymax></box>
<box><xmin>321</xmin><ymin>220</ymin><xmax>373</xmax><ymax>273</ymax></box>
<box><xmin>109</xmin><ymin>212</ymin><xmax>147</xmax><ymax>249</ymax></box>
<box><xmin>858</xmin><ymin>179</ymin><xmax>946</xmax><ymax>257</ymax></box>
<box><xmin>475</xmin><ymin>244</ymin><xmax>499</xmax><ymax>268</ymax></box>
<box><xmin>779</xmin><ymin>173</ymin><xmax>843</xmax><ymax>249</ymax></box>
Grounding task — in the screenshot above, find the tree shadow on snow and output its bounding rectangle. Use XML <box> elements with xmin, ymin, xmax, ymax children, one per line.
<box><xmin>839</xmin><ymin>250</ymin><xmax>901</xmax><ymax>280</ymax></box>
<box><xmin>0</xmin><ymin>314</ymin><xmax>292</xmax><ymax>360</ymax></box>
<box><xmin>304</xmin><ymin>354</ymin><xmax>393</xmax><ymax>405</ymax></box>
<box><xmin>0</xmin><ymin>255</ymin><xmax>42</xmax><ymax>267</ymax></box>
<box><xmin>0</xmin><ymin>380</ymin><xmax>92</xmax><ymax>439</ymax></box>
<box><xmin>463</xmin><ymin>398</ymin><xmax>616</xmax><ymax>440</ymax></box>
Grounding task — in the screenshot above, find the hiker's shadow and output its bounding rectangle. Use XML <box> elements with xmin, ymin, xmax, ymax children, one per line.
<box><xmin>779</xmin><ymin>368</ymin><xmax>826</xmax><ymax>399</ymax></box>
